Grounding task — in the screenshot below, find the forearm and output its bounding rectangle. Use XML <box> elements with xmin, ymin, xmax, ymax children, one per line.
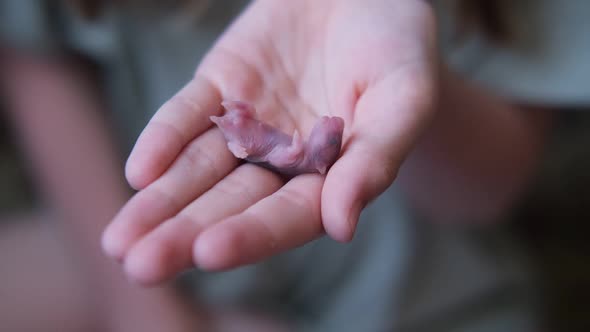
<box><xmin>398</xmin><ymin>63</ymin><xmax>553</xmax><ymax>224</ymax></box>
<box><xmin>1</xmin><ymin>50</ymin><xmax>127</xmax><ymax>245</ymax></box>
<box><xmin>0</xmin><ymin>49</ymin><xmax>141</xmax><ymax>304</ymax></box>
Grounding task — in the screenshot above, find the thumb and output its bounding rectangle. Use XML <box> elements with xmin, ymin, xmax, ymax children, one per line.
<box><xmin>321</xmin><ymin>138</ymin><xmax>399</xmax><ymax>242</ymax></box>
<box><xmin>321</xmin><ymin>73</ymin><xmax>435</xmax><ymax>242</ymax></box>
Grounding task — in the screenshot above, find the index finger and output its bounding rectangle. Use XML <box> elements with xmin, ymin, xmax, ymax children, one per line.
<box><xmin>125</xmin><ymin>75</ymin><xmax>222</xmax><ymax>190</ymax></box>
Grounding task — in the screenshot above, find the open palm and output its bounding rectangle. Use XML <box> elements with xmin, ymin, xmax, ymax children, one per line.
<box><xmin>102</xmin><ymin>0</ymin><xmax>437</xmax><ymax>285</ymax></box>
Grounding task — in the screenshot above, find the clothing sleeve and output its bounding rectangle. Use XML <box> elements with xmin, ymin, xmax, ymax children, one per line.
<box><xmin>438</xmin><ymin>0</ymin><xmax>590</xmax><ymax>106</ymax></box>
<box><xmin>0</xmin><ymin>0</ymin><xmax>120</xmax><ymax>63</ymax></box>
<box><xmin>0</xmin><ymin>1</ymin><xmax>64</xmax><ymax>54</ymax></box>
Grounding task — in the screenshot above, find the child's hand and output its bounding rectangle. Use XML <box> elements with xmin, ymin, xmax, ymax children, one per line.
<box><xmin>102</xmin><ymin>0</ymin><xmax>437</xmax><ymax>284</ymax></box>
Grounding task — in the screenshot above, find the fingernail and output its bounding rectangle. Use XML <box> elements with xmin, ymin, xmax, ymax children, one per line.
<box><xmin>347</xmin><ymin>201</ymin><xmax>367</xmax><ymax>238</ymax></box>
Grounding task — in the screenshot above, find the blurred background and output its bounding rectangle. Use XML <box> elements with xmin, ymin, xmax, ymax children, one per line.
<box><xmin>1</xmin><ymin>1</ymin><xmax>590</xmax><ymax>331</ymax></box>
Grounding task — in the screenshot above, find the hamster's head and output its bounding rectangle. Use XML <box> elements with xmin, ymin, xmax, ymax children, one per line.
<box><xmin>307</xmin><ymin>116</ymin><xmax>345</xmax><ymax>174</ymax></box>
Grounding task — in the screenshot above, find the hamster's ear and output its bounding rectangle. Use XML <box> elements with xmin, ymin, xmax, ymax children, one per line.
<box><xmin>316</xmin><ymin>165</ymin><xmax>328</xmax><ymax>175</ymax></box>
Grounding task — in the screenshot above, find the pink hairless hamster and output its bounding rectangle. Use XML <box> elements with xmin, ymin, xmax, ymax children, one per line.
<box><xmin>210</xmin><ymin>101</ymin><xmax>345</xmax><ymax>177</ymax></box>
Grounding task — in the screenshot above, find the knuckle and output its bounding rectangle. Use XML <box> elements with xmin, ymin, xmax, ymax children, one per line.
<box><xmin>275</xmin><ymin>187</ymin><xmax>317</xmax><ymax>213</ymax></box>
<box><xmin>182</xmin><ymin>139</ymin><xmax>225</xmax><ymax>179</ymax></box>
<box><xmin>167</xmin><ymin>94</ymin><xmax>204</xmax><ymax>115</ymax></box>
<box><xmin>216</xmin><ymin>174</ymin><xmax>256</xmax><ymax>201</ymax></box>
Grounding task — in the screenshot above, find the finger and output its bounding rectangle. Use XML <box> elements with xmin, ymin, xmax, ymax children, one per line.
<box><xmin>102</xmin><ymin>128</ymin><xmax>237</xmax><ymax>260</ymax></box>
<box><xmin>321</xmin><ymin>140</ymin><xmax>398</xmax><ymax>242</ymax></box>
<box><xmin>322</xmin><ymin>72</ymin><xmax>434</xmax><ymax>242</ymax></box>
<box><xmin>123</xmin><ymin>164</ymin><xmax>283</xmax><ymax>285</ymax></box>
<box><xmin>125</xmin><ymin>75</ymin><xmax>222</xmax><ymax>190</ymax></box>
<box><xmin>193</xmin><ymin>174</ymin><xmax>324</xmax><ymax>271</ymax></box>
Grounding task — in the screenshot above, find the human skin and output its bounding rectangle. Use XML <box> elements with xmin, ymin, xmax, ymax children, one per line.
<box><xmin>102</xmin><ymin>0</ymin><xmax>551</xmax><ymax>286</ymax></box>
<box><xmin>0</xmin><ymin>50</ymin><xmax>205</xmax><ymax>331</ymax></box>
<box><xmin>102</xmin><ymin>0</ymin><xmax>437</xmax><ymax>285</ymax></box>
<box><xmin>397</xmin><ymin>65</ymin><xmax>553</xmax><ymax>224</ymax></box>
